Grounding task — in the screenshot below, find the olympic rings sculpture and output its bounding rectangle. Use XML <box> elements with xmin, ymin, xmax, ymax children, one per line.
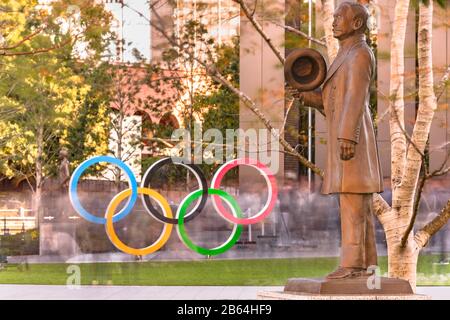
<box><xmin>69</xmin><ymin>156</ymin><xmax>278</xmax><ymax>256</ymax></box>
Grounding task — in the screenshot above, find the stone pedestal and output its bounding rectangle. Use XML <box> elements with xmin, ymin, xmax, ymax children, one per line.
<box><xmin>284</xmin><ymin>277</ymin><xmax>413</xmax><ymax>295</ymax></box>
<box><xmin>257</xmin><ymin>291</ymin><xmax>431</xmax><ymax>300</ymax></box>
<box><xmin>256</xmin><ymin>277</ymin><xmax>430</xmax><ymax>300</ymax></box>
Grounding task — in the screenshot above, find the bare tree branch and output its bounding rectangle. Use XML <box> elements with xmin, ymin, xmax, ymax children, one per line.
<box><xmin>148</xmin><ymin>137</ymin><xmax>175</xmax><ymax>148</ymax></box>
<box><xmin>435</xmin><ymin>65</ymin><xmax>450</xmax><ymax>102</ymax></box>
<box><xmin>233</xmin><ymin>0</ymin><xmax>285</xmax><ymax>65</ymax></box>
<box><xmin>390</xmin><ymin>86</ymin><xmax>425</xmax><ymax>159</ymax></box>
<box><xmin>401</xmin><ymin>162</ymin><xmax>426</xmax><ymax>247</ymax></box>
<box><xmin>0</xmin><ymin>35</ymin><xmax>77</xmax><ymax>57</ymax></box>
<box><xmin>0</xmin><ymin>25</ymin><xmax>46</xmax><ymax>51</ymax></box>
<box><xmin>280</xmin><ymin>98</ymin><xmax>295</xmax><ymax>134</ymax></box>
<box><xmin>415</xmin><ymin>198</ymin><xmax>450</xmax><ymax>249</ymax></box>
<box><xmin>374</xmin><ymin>193</ymin><xmax>391</xmax><ymax>218</ymax></box>
<box><xmin>276</xmin><ymin>23</ymin><xmax>327</xmax><ymax>47</ymax></box>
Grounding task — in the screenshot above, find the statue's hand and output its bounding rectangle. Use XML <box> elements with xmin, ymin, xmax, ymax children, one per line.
<box><xmin>296</xmin><ymin>91</ymin><xmax>312</xmax><ymax>105</ymax></box>
<box><xmin>339</xmin><ymin>139</ymin><xmax>356</xmax><ymax>161</ymax></box>
<box><xmin>297</xmin><ymin>91</ymin><xmax>321</xmax><ymax>107</ymax></box>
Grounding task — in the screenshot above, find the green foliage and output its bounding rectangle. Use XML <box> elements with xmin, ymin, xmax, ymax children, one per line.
<box><xmin>193</xmin><ymin>38</ymin><xmax>240</xmax><ymax>178</ymax></box>
<box><xmin>65</xmin><ymin>94</ymin><xmax>110</xmax><ymax>171</ymax></box>
<box><xmin>0</xmin><ymin>52</ymin><xmax>85</xmax><ymax>181</ymax></box>
<box><xmin>197</xmin><ymin>36</ymin><xmax>240</xmax><ymax>134</ymax></box>
<box><xmin>0</xmin><ymin>0</ymin><xmax>112</xmax><ymax>184</ymax></box>
<box><xmin>0</xmin><ymin>229</ymin><xmax>39</xmax><ymax>256</ymax></box>
<box><xmin>284</xmin><ymin>0</ymin><xmax>317</xmax><ymax>50</ymax></box>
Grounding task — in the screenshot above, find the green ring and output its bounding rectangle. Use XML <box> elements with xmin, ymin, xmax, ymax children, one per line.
<box><xmin>177</xmin><ymin>188</ymin><xmax>243</xmax><ymax>256</ymax></box>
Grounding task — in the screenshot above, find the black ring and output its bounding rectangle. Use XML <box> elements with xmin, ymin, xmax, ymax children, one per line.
<box><xmin>140</xmin><ymin>157</ymin><xmax>208</xmax><ymax>224</ymax></box>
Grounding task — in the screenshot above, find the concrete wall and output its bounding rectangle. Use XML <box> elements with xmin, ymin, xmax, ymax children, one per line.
<box><xmin>150</xmin><ymin>0</ymin><xmax>174</xmax><ymax>63</ymax></box>
<box><xmin>239</xmin><ymin>0</ymin><xmax>285</xmax><ymax>186</ymax></box>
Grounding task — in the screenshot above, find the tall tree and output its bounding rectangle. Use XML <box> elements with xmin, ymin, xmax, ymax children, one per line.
<box><xmin>379</xmin><ymin>0</ymin><xmax>446</xmax><ymax>288</ymax></box>
<box><xmin>0</xmin><ymin>0</ymin><xmax>112</xmax><ymax>217</ymax></box>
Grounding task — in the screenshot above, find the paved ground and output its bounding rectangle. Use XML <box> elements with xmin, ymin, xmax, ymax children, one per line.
<box><xmin>0</xmin><ymin>285</ymin><xmax>448</xmax><ymax>300</ymax></box>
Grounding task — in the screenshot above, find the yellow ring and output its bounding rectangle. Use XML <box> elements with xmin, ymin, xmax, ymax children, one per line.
<box><xmin>105</xmin><ymin>187</ymin><xmax>173</xmax><ymax>256</ymax></box>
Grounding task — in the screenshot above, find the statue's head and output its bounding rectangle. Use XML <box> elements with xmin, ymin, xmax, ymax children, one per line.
<box><xmin>332</xmin><ymin>2</ymin><xmax>369</xmax><ymax>41</ymax></box>
<box><xmin>59</xmin><ymin>147</ymin><xmax>68</xmax><ymax>160</ymax></box>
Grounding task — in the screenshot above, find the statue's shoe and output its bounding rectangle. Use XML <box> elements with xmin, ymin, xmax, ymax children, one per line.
<box><xmin>325</xmin><ymin>266</ymin><xmax>366</xmax><ymax>280</ymax></box>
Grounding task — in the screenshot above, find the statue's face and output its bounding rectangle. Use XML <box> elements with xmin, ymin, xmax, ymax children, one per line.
<box><xmin>332</xmin><ymin>4</ymin><xmax>361</xmax><ymax>40</ymax></box>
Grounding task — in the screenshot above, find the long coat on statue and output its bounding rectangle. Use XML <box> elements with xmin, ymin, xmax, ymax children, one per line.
<box><xmin>319</xmin><ymin>34</ymin><xmax>383</xmax><ymax>194</ymax></box>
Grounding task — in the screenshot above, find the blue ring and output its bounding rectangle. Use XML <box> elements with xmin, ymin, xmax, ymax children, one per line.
<box><xmin>69</xmin><ymin>156</ymin><xmax>138</xmax><ymax>224</ymax></box>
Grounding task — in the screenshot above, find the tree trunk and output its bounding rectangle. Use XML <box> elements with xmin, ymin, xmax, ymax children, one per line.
<box><xmin>321</xmin><ymin>0</ymin><xmax>339</xmax><ymax>63</ymax></box>
<box><xmin>389</xmin><ymin>0</ymin><xmax>410</xmax><ymax>190</ymax></box>
<box><xmin>400</xmin><ymin>1</ymin><xmax>436</xmax><ymax>203</ymax></box>
<box><xmin>383</xmin><ymin>0</ymin><xmax>437</xmax><ymax>290</ymax></box>
<box><xmin>381</xmin><ymin>206</ymin><xmax>420</xmax><ymax>290</ymax></box>
<box><xmin>34</xmin><ymin>123</ymin><xmax>44</xmax><ymax>237</ymax></box>
<box><xmin>115</xmin><ymin>110</ymin><xmax>124</xmax><ymax>192</ymax></box>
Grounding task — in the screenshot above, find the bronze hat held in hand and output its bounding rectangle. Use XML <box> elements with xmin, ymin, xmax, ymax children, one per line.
<box><xmin>285</xmin><ymin>48</ymin><xmax>327</xmax><ymax>92</ymax></box>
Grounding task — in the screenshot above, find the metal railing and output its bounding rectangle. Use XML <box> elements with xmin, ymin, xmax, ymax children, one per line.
<box><xmin>0</xmin><ymin>208</ymin><xmax>36</xmax><ymax>235</ymax></box>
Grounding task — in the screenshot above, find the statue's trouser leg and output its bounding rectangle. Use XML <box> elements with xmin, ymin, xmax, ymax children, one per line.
<box><xmin>339</xmin><ymin>193</ymin><xmax>377</xmax><ymax>268</ymax></box>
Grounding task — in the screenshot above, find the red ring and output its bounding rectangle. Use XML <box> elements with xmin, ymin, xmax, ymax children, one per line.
<box><xmin>211</xmin><ymin>158</ymin><xmax>278</xmax><ymax>225</ymax></box>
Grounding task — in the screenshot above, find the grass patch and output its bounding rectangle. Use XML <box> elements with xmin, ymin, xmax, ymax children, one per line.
<box><xmin>0</xmin><ymin>255</ymin><xmax>449</xmax><ymax>286</ymax></box>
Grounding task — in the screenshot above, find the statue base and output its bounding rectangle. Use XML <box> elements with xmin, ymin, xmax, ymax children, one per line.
<box><xmin>256</xmin><ymin>276</ymin><xmax>430</xmax><ymax>300</ymax></box>
<box><xmin>257</xmin><ymin>291</ymin><xmax>430</xmax><ymax>300</ymax></box>
<box><xmin>283</xmin><ymin>276</ymin><xmax>414</xmax><ymax>295</ymax></box>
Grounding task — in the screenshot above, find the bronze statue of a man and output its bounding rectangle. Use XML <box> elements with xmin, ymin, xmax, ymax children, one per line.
<box><xmin>299</xmin><ymin>2</ymin><xmax>383</xmax><ymax>279</ymax></box>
